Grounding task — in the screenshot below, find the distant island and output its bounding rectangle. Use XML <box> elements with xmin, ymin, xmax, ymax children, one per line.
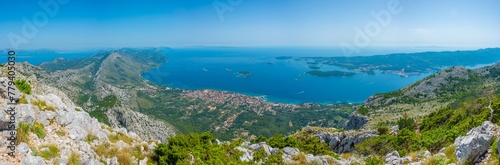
<box><xmin>308</xmin><ymin>66</ymin><xmax>321</xmax><ymax>70</ymax></box>
<box><xmin>275</xmin><ymin>56</ymin><xmax>293</xmax><ymax>60</ymax></box>
<box><xmin>306</xmin><ymin>70</ymin><xmax>356</xmax><ymax>77</ymax></box>
<box><xmin>296</xmin><ymin>48</ymin><xmax>500</xmax><ymax>76</ymax></box>
<box><xmin>236</xmin><ymin>71</ymin><xmax>251</xmax><ymax>78</ymax></box>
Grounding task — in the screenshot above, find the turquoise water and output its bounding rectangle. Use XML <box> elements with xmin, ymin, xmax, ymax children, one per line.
<box><xmin>142</xmin><ymin>47</ymin><xmax>435</xmax><ymax>104</ymax></box>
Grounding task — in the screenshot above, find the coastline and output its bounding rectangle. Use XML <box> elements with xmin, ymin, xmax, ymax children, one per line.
<box><xmin>142</xmin><ymin>74</ymin><xmax>364</xmax><ymax>105</ymax></box>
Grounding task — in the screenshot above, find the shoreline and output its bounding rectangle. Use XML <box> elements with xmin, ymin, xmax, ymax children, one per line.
<box><xmin>142</xmin><ymin>75</ymin><xmax>365</xmax><ymax>105</ymax></box>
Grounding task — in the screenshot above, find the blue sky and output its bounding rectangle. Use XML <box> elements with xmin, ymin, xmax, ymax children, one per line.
<box><xmin>1</xmin><ymin>0</ymin><xmax>499</xmax><ymax>50</ymax></box>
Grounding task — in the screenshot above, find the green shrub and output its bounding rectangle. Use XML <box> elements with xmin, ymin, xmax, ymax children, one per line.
<box><xmin>489</xmin><ymin>139</ymin><xmax>500</xmax><ymax>164</ymax></box>
<box><xmin>14</xmin><ymin>79</ymin><xmax>31</xmax><ymax>94</ymax></box>
<box><xmin>356</xmin><ymin>134</ymin><xmax>396</xmax><ymax>156</ymax></box>
<box><xmin>357</xmin><ymin>106</ymin><xmax>369</xmax><ymax>115</ymax></box>
<box><xmin>153</xmin><ymin>132</ymin><xmax>246</xmax><ymax>165</ymax></box>
<box><xmin>365</xmin><ymin>156</ymin><xmax>384</xmax><ymax>165</ymax></box>
<box><xmin>377</xmin><ymin>126</ymin><xmax>389</xmax><ymax>135</ymax></box>
<box><xmin>397</xmin><ymin>114</ymin><xmax>416</xmax><ymax>131</ymax></box>
<box><xmin>32</xmin><ymin>121</ymin><xmax>46</xmax><ymax>139</ymax></box>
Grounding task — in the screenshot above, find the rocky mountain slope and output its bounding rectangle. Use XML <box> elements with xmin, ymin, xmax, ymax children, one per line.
<box><xmin>20</xmin><ymin>48</ymin><xmax>176</xmax><ymax>142</ymax></box>
<box><xmin>354</xmin><ymin>61</ymin><xmax>500</xmax><ymax>128</ymax></box>
<box><xmin>0</xmin><ymin>73</ymin><xmax>158</xmax><ymax>164</ymax></box>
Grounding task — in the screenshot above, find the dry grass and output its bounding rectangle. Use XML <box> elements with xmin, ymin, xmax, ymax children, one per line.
<box><xmin>40</xmin><ymin>144</ymin><xmax>60</xmax><ymax>160</ymax></box>
<box><xmin>108</xmin><ymin>132</ymin><xmax>135</xmax><ymax>144</ymax></box>
<box><xmin>19</xmin><ymin>95</ymin><xmax>28</xmax><ymax>104</ymax></box>
<box><xmin>16</xmin><ymin>122</ymin><xmax>31</xmax><ymax>145</ymax></box>
<box><xmin>56</xmin><ymin>130</ymin><xmax>66</xmax><ymax>136</ymax></box>
<box><xmin>408</xmin><ymin>151</ymin><xmax>418</xmax><ymax>161</ymax></box>
<box><xmin>94</xmin><ymin>142</ymin><xmax>135</xmax><ymax>165</ymax></box>
<box><xmin>291</xmin><ymin>153</ymin><xmax>307</xmax><ymax>165</ymax></box>
<box><xmin>32</xmin><ymin>100</ymin><xmax>56</xmax><ymax>111</ymax></box>
<box><xmin>117</xmin><ymin>151</ymin><xmax>134</xmax><ymax>165</ymax></box>
<box><xmin>291</xmin><ymin>126</ymin><xmax>342</xmax><ymax>139</ymax></box>
<box><xmin>85</xmin><ymin>132</ymin><xmax>98</xmax><ymax>143</ymax></box>
<box><xmin>67</xmin><ymin>152</ymin><xmax>81</xmax><ymax>165</ymax></box>
<box><xmin>444</xmin><ymin>145</ymin><xmax>457</xmax><ymax>160</ymax></box>
<box><xmin>341</xmin><ymin>153</ymin><xmax>353</xmax><ymax>160</ymax></box>
<box><xmin>367</xmin><ymin>100</ymin><xmax>452</xmax><ymax>128</ymax></box>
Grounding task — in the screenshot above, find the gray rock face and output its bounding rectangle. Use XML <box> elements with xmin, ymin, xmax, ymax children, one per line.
<box><xmin>235</xmin><ymin>142</ymin><xmax>279</xmax><ymax>162</ymax></box>
<box><xmin>17</xmin><ymin>143</ymin><xmax>31</xmax><ymax>156</ymax></box>
<box><xmin>0</xmin><ymin>78</ymin><xmax>22</xmax><ymax>102</ymax></box>
<box><xmin>109</xmin><ymin>157</ymin><xmax>119</xmax><ymax>165</ymax></box>
<box><xmin>107</xmin><ymin>107</ymin><xmax>175</xmax><ymax>142</ymax></box>
<box><xmin>283</xmin><ymin>147</ymin><xmax>299</xmax><ymax>155</ymax></box>
<box><xmin>319</xmin><ymin>130</ymin><xmax>377</xmax><ymax>153</ymax></box>
<box><xmin>305</xmin><ymin>154</ymin><xmax>338</xmax><ymax>165</ymax></box>
<box><xmin>282</xmin><ymin>147</ymin><xmax>300</xmax><ymax>162</ymax></box>
<box><xmin>16</xmin><ymin>105</ymin><xmax>35</xmax><ymax>124</ymax></box>
<box><xmin>385</xmin><ymin>151</ymin><xmax>403</xmax><ymax>165</ymax></box>
<box><xmin>454</xmin><ymin>121</ymin><xmax>499</xmax><ymax>164</ymax></box>
<box><xmin>343</xmin><ymin>113</ymin><xmax>369</xmax><ymax>130</ymax></box>
<box><xmin>139</xmin><ymin>158</ymin><xmax>148</xmax><ymax>165</ymax></box>
<box><xmin>21</xmin><ymin>155</ymin><xmax>45</xmax><ymax>165</ymax></box>
<box><xmin>235</xmin><ymin>147</ymin><xmax>253</xmax><ymax>162</ymax></box>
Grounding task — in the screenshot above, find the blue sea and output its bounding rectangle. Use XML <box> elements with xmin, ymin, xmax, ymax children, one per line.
<box><xmin>8</xmin><ymin>47</ymin><xmax>488</xmax><ymax>104</ymax></box>
<box><xmin>142</xmin><ymin>47</ymin><xmax>443</xmax><ymax>104</ymax></box>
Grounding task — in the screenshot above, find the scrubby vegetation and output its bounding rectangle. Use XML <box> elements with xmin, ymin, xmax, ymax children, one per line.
<box><xmin>32</xmin><ymin>99</ymin><xmax>56</xmax><ymax>111</ymax></box>
<box><xmin>68</xmin><ymin>152</ymin><xmax>82</xmax><ymax>165</ymax></box>
<box><xmin>32</xmin><ymin>121</ymin><xmax>47</xmax><ymax>139</ymax></box>
<box><xmin>153</xmin><ymin>132</ymin><xmax>245</xmax><ymax>165</ymax></box>
<box><xmin>152</xmin><ymin>130</ymin><xmax>342</xmax><ymax>164</ymax></box>
<box><xmin>40</xmin><ymin>144</ymin><xmax>60</xmax><ymax>160</ymax></box>
<box><xmin>356</xmin><ymin>94</ymin><xmax>500</xmax><ymax>162</ymax></box>
<box><xmin>16</xmin><ymin>122</ymin><xmax>32</xmax><ymax>145</ymax></box>
<box><xmin>88</xmin><ymin>95</ymin><xmax>118</xmax><ymax>126</ymax></box>
<box><xmin>16</xmin><ymin>121</ymin><xmax>47</xmax><ymax>145</ymax></box>
<box><xmin>108</xmin><ymin>132</ymin><xmax>135</xmax><ymax>144</ymax></box>
<box><xmin>14</xmin><ymin>79</ymin><xmax>31</xmax><ymax>94</ymax></box>
<box><xmin>85</xmin><ymin>133</ymin><xmax>98</xmax><ymax>143</ymax></box>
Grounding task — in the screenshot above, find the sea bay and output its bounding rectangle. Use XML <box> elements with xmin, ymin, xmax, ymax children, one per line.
<box><xmin>142</xmin><ymin>47</ymin><xmax>442</xmax><ymax>104</ymax></box>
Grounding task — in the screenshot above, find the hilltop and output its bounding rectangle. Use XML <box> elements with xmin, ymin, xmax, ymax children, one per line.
<box><xmin>352</xmin><ymin>61</ymin><xmax>500</xmax><ymax>128</ymax></box>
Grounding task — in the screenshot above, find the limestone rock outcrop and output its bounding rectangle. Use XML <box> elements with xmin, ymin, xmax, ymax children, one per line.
<box><xmin>343</xmin><ymin>113</ymin><xmax>369</xmax><ymax>130</ymax></box>
<box><xmin>0</xmin><ymin>78</ymin><xmax>158</xmax><ymax>164</ymax></box>
<box><xmin>453</xmin><ymin>121</ymin><xmax>499</xmax><ymax>165</ymax></box>
<box><xmin>315</xmin><ymin>128</ymin><xmax>377</xmax><ymax>153</ymax></box>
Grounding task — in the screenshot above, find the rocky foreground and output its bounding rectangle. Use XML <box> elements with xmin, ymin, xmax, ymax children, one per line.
<box><xmin>0</xmin><ymin>77</ymin><xmax>157</xmax><ymax>164</ymax></box>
